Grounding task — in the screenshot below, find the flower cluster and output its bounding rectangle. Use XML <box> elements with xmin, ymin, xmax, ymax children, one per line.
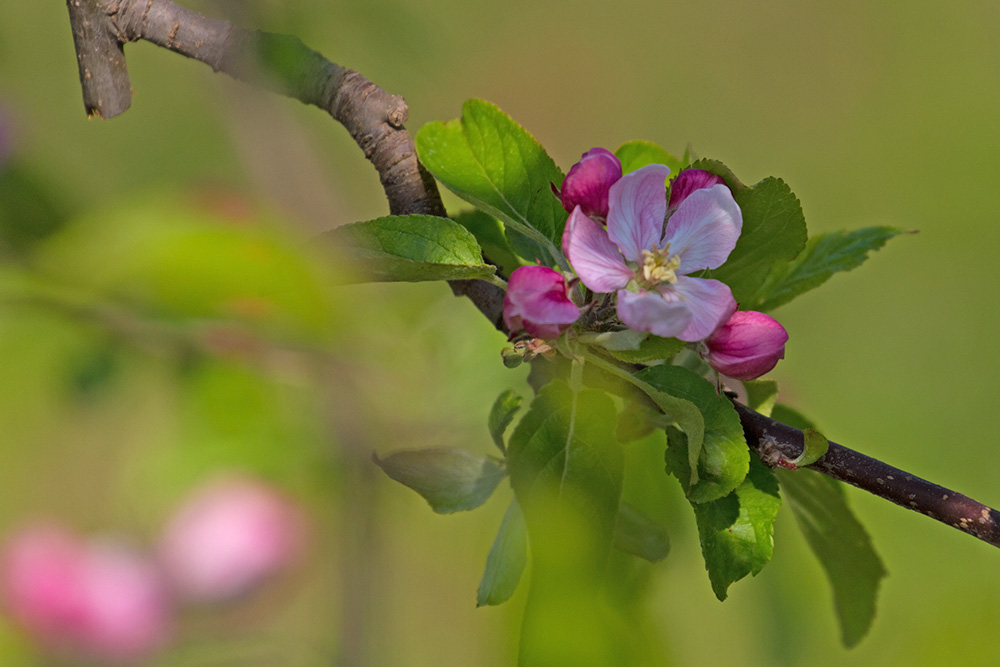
<box><xmin>503</xmin><ymin>148</ymin><xmax>788</xmax><ymax>380</ymax></box>
<box><xmin>0</xmin><ymin>474</ymin><xmax>304</xmax><ymax>662</ymax></box>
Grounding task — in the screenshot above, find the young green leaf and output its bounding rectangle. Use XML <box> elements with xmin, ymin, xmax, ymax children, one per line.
<box><xmin>601</xmin><ymin>334</ymin><xmax>686</xmax><ymax>365</ymax></box>
<box><xmin>778</xmin><ymin>467</ymin><xmax>886</xmax><ymax>647</ymax></box>
<box><xmin>693</xmin><ymin>457</ymin><xmax>781</xmax><ymax>601</ymax></box>
<box><xmin>325</xmin><ymin>214</ymin><xmax>495</xmax><ymax>283</ymax></box>
<box><xmin>749</xmin><ymin>226</ymin><xmax>903</xmax><ymax>312</ymax></box>
<box><xmin>614</xmin><ymin>140</ymin><xmax>684</xmax><ymax>176</ymax></box>
<box><xmin>640</xmin><ymin>365</ymin><xmax>749</xmax><ymax>503</ymax></box>
<box><xmin>793</xmin><ymin>427</ymin><xmax>830</xmax><ymax>467</ymax></box>
<box><xmin>694</xmin><ymin>164</ymin><xmax>809</xmax><ymax>304</ymax></box>
<box><xmin>477</xmin><ymin>499</ymin><xmax>528</xmax><ymax>606</ymax></box>
<box><xmin>488</xmin><ymin>389</ymin><xmax>523</xmax><ymax>453</ymax></box>
<box><xmin>416</xmin><ymin>99</ymin><xmax>567</xmax><ymax>265</ymax></box>
<box><xmin>373</xmin><ymin>448</ymin><xmax>506</xmax><ymax>514</ymax></box>
<box><xmin>612</xmin><ymin>502</ymin><xmax>670</xmax><ymax>562</ymax></box>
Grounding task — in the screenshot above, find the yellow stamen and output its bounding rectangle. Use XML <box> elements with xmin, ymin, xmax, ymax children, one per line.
<box><xmin>640</xmin><ymin>244</ymin><xmax>681</xmax><ymax>286</ymax></box>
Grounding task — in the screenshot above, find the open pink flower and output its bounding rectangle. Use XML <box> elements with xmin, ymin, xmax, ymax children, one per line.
<box><xmin>503</xmin><ymin>265</ymin><xmax>581</xmax><ymax>339</ymax></box>
<box><xmin>557</xmin><ymin>148</ymin><xmax>622</xmax><ymax>221</ymax></box>
<box><xmin>562</xmin><ymin>164</ymin><xmax>742</xmax><ymax>341</ymax></box>
<box><xmin>704</xmin><ymin>306</ymin><xmax>788</xmax><ymax>380</ymax></box>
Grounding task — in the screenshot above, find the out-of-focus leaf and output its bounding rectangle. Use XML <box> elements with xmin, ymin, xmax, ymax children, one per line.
<box><xmin>326</xmin><ymin>214</ymin><xmax>495</xmax><ymax>283</ymax></box>
<box><xmin>477</xmin><ymin>499</ymin><xmax>528</xmax><ymax>606</ymax></box>
<box><xmin>452</xmin><ymin>209</ymin><xmax>524</xmax><ymax>276</ymax></box>
<box><xmin>742</xmin><ymin>379</ymin><xmax>778</xmax><ymax>417</ymax></box>
<box><xmin>614</xmin><ymin>140</ymin><xmax>684</xmax><ymax>176</ymax></box>
<box><xmin>612</xmin><ymin>502</ymin><xmax>670</xmax><ymax>562</ymax></box>
<box><xmin>778</xmin><ymin>467</ymin><xmax>886</xmax><ymax>647</ymax></box>
<box><xmin>374</xmin><ymin>447</ymin><xmax>506</xmax><ymax>514</ymax></box>
<box><xmin>487</xmin><ymin>389</ymin><xmax>523</xmax><ymax>453</ymax></box>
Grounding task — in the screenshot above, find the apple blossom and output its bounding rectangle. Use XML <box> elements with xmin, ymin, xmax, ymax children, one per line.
<box><xmin>0</xmin><ymin>524</ymin><xmax>170</xmax><ymax>662</ymax></box>
<box><xmin>704</xmin><ymin>307</ymin><xmax>788</xmax><ymax>380</ymax></box>
<box><xmin>502</xmin><ymin>265</ymin><xmax>581</xmax><ymax>339</ymax></box>
<box><xmin>157</xmin><ymin>475</ymin><xmax>304</xmax><ymax>603</ymax></box>
<box><xmin>667</xmin><ymin>168</ymin><xmax>727</xmax><ymax>214</ymax></box>
<box><xmin>562</xmin><ymin>163</ymin><xmax>742</xmax><ymax>341</ymax></box>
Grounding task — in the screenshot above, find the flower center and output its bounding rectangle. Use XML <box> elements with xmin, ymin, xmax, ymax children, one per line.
<box><xmin>640</xmin><ymin>244</ymin><xmax>681</xmax><ymax>287</ymax></box>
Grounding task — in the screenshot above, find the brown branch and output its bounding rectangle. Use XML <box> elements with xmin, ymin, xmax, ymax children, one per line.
<box><xmin>731</xmin><ymin>400</ymin><xmax>1000</xmax><ymax>549</ymax></box>
<box><xmin>63</xmin><ymin>0</ymin><xmax>506</xmax><ymax>327</ymax></box>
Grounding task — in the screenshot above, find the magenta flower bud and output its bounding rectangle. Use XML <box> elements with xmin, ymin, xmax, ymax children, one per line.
<box><xmin>0</xmin><ymin>525</ymin><xmax>170</xmax><ymax>661</ymax></box>
<box><xmin>704</xmin><ymin>309</ymin><xmax>788</xmax><ymax>380</ymax></box>
<box><xmin>158</xmin><ymin>475</ymin><xmax>304</xmax><ymax>603</ymax></box>
<box><xmin>558</xmin><ymin>148</ymin><xmax>623</xmax><ymax>220</ymax></box>
<box><xmin>503</xmin><ymin>265</ymin><xmax>581</xmax><ymax>339</ymax></box>
<box><xmin>667</xmin><ymin>168</ymin><xmax>727</xmax><ymax>214</ymax></box>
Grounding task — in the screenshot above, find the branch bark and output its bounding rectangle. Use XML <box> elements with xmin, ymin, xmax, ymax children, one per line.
<box><xmin>64</xmin><ymin>2</ymin><xmax>999</xmax><ymax>550</ymax></box>
<box><xmin>732</xmin><ymin>400</ymin><xmax>1000</xmax><ymax>549</ymax></box>
<box><xmin>63</xmin><ymin>0</ymin><xmax>506</xmax><ymax>325</ymax></box>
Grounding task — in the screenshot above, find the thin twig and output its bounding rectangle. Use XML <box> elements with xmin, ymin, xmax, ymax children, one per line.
<box><xmin>731</xmin><ymin>400</ymin><xmax>1000</xmax><ymax>549</ymax></box>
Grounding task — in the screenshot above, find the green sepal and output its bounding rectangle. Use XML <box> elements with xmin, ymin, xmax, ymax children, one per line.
<box><xmin>373</xmin><ymin>447</ymin><xmax>506</xmax><ymax>514</ymax></box>
<box><xmin>325</xmin><ymin>214</ymin><xmax>495</xmax><ymax>283</ymax></box>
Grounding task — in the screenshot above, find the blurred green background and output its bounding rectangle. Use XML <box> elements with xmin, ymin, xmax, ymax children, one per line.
<box><xmin>2</xmin><ymin>0</ymin><xmax>1000</xmax><ymax>664</ymax></box>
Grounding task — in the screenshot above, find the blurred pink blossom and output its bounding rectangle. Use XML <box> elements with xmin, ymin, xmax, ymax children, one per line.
<box><xmin>158</xmin><ymin>476</ymin><xmax>304</xmax><ymax>603</ymax></box>
<box><xmin>0</xmin><ymin>524</ymin><xmax>170</xmax><ymax>662</ymax></box>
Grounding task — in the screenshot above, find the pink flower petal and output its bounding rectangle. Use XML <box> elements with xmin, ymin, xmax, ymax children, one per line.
<box><xmin>606</xmin><ymin>164</ymin><xmax>671</xmax><ymax>263</ymax></box>
<box><xmin>664</xmin><ymin>185</ymin><xmax>742</xmax><ymax>274</ymax></box>
<box><xmin>616</xmin><ymin>288</ymin><xmax>692</xmax><ymax>339</ymax></box>
<box><xmin>665</xmin><ymin>276</ymin><xmax>736</xmax><ymax>341</ymax></box>
<box><xmin>558</xmin><ymin>148</ymin><xmax>622</xmax><ymax>219</ymax></box>
<box><xmin>563</xmin><ymin>207</ymin><xmax>633</xmax><ymax>293</ymax></box>
<box><xmin>503</xmin><ymin>266</ymin><xmax>581</xmax><ymax>339</ymax></box>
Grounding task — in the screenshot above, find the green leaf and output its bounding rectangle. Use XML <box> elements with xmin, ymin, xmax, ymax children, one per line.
<box><xmin>452</xmin><ymin>209</ymin><xmax>525</xmax><ymax>276</ymax></box>
<box><xmin>695</xmin><ymin>163</ymin><xmax>808</xmax><ymax>303</ymax></box>
<box><xmin>373</xmin><ymin>448</ymin><xmax>506</xmax><ymax>514</ymax></box>
<box><xmin>477</xmin><ymin>499</ymin><xmax>528</xmax><ymax>606</ymax></box>
<box><xmin>612</xmin><ymin>502</ymin><xmax>670</xmax><ymax>562</ymax></box>
<box><xmin>778</xmin><ymin>467</ymin><xmax>886</xmax><ymax>647</ymax></box>
<box><xmin>614</xmin><ymin>141</ymin><xmax>684</xmax><ymax>176</ymax></box>
<box><xmin>742</xmin><ymin>379</ymin><xmax>778</xmax><ymax>417</ymax></box>
<box><xmin>693</xmin><ymin>456</ymin><xmax>781</xmax><ymax>600</ymax></box>
<box><xmin>488</xmin><ymin>389</ymin><xmax>523</xmax><ymax>453</ymax></box>
<box><xmin>416</xmin><ymin>99</ymin><xmax>567</xmax><ymax>265</ymax></box>
<box><xmin>326</xmin><ymin>214</ymin><xmax>495</xmax><ymax>283</ymax></box>
<box><xmin>639</xmin><ymin>365</ymin><xmax>749</xmax><ymax>503</ymax></box>
<box><xmin>749</xmin><ymin>226</ymin><xmax>903</xmax><ymax>312</ymax></box>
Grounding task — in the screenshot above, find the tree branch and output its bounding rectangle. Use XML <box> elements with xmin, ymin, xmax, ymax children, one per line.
<box><xmin>63</xmin><ymin>0</ymin><xmax>506</xmax><ymax>326</ymax></box>
<box><xmin>732</xmin><ymin>400</ymin><xmax>1000</xmax><ymax>549</ymax></box>
<box><xmin>65</xmin><ymin>2</ymin><xmax>999</xmax><ymax>549</ymax></box>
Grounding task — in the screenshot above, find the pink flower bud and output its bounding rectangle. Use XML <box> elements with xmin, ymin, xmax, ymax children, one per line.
<box><xmin>705</xmin><ymin>309</ymin><xmax>788</xmax><ymax>380</ymax></box>
<box><xmin>158</xmin><ymin>476</ymin><xmax>304</xmax><ymax>603</ymax></box>
<box><xmin>667</xmin><ymin>168</ymin><xmax>727</xmax><ymax>214</ymax></box>
<box><xmin>558</xmin><ymin>148</ymin><xmax>622</xmax><ymax>220</ymax></box>
<box><xmin>503</xmin><ymin>265</ymin><xmax>581</xmax><ymax>339</ymax></box>
<box><xmin>0</xmin><ymin>525</ymin><xmax>170</xmax><ymax>662</ymax></box>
